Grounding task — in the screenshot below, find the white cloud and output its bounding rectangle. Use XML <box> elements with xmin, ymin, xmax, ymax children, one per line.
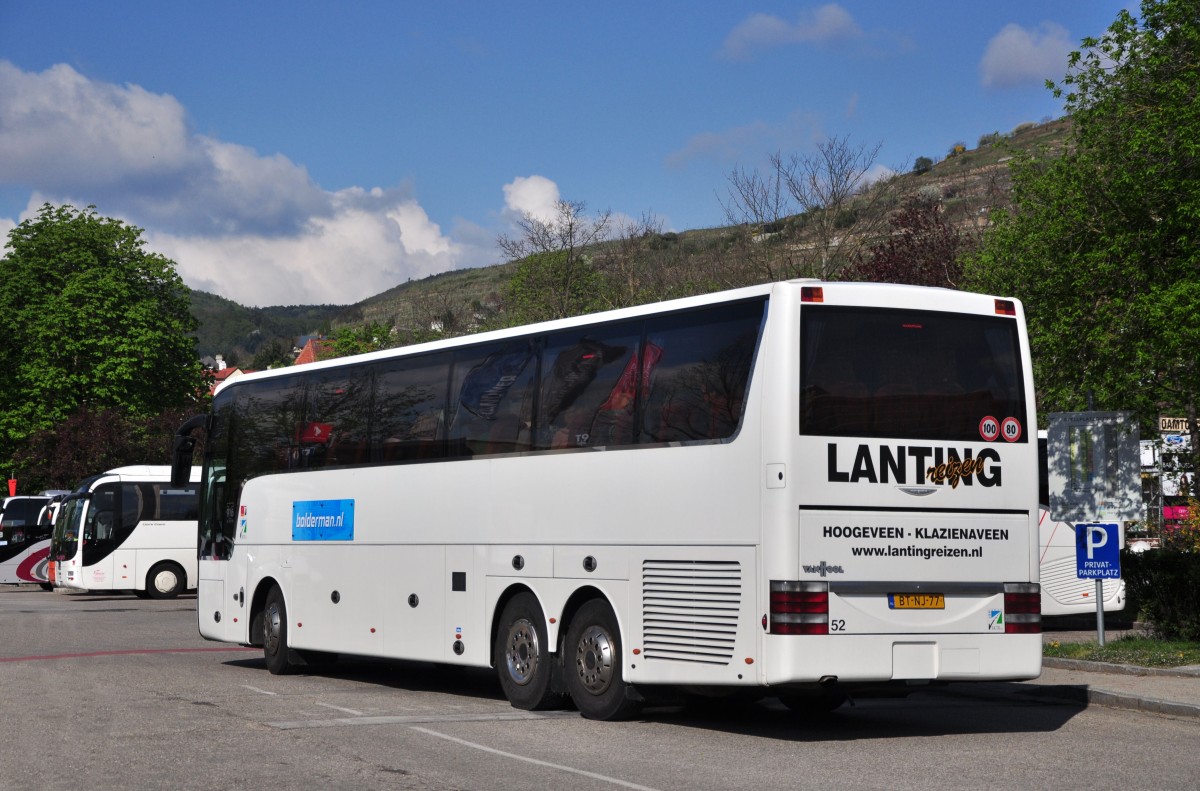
<box><xmin>980</xmin><ymin>22</ymin><xmax>1072</xmax><ymax>89</ymax></box>
<box><xmin>721</xmin><ymin>5</ymin><xmax>861</xmax><ymax>60</ymax></box>
<box><xmin>0</xmin><ymin>61</ymin><xmax>198</xmax><ymax>189</ymax></box>
<box><xmin>502</xmin><ymin>175</ymin><xmax>560</xmax><ymax>224</ymax></box>
<box><xmin>0</xmin><ymin>60</ymin><xmax>481</xmax><ymax>306</ymax></box>
<box><xmin>148</xmin><ymin>187</ymin><xmax>464</xmax><ymax>307</ymax></box>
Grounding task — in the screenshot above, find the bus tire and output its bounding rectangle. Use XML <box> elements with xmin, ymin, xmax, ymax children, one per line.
<box><xmin>263</xmin><ymin>586</ymin><xmax>295</xmax><ymax>675</ymax></box>
<box><xmin>146</xmin><ymin>562</ymin><xmax>186</xmax><ymax>599</ymax></box>
<box><xmin>495</xmin><ymin>593</ymin><xmax>566</xmax><ymax>711</ymax></box>
<box><xmin>564</xmin><ymin>599</ymin><xmax>642</xmax><ymax>721</ymax></box>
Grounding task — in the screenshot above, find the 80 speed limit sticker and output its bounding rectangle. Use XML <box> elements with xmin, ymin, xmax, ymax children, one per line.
<box><xmin>1000</xmin><ymin>416</ymin><xmax>1023</xmax><ymax>442</ymax></box>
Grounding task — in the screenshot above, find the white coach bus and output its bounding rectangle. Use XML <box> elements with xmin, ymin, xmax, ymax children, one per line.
<box><xmin>1036</xmin><ymin>433</ymin><xmax>1125</xmax><ymax>616</ymax></box>
<box><xmin>49</xmin><ymin>466</ymin><xmax>200</xmax><ymax>598</ymax></box>
<box><xmin>172</xmin><ymin>281</ymin><xmax>1041</xmax><ymax>719</ymax></box>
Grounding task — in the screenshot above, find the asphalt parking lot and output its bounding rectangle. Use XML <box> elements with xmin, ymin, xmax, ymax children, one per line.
<box><xmin>4</xmin><ymin>586</ymin><xmax>1199</xmax><ymax>791</ymax></box>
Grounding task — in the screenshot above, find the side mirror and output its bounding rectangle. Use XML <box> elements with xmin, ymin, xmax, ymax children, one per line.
<box><xmin>172</xmin><ymin>414</ymin><xmax>208</xmax><ymax>486</ymax></box>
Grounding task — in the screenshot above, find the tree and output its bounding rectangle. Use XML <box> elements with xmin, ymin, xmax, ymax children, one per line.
<box><xmin>842</xmin><ymin>194</ymin><xmax>974</xmax><ymax>288</ymax></box>
<box><xmin>503</xmin><ymin>250</ymin><xmax>607</xmax><ymax>325</ymax></box>
<box><xmin>723</xmin><ymin>136</ymin><xmax>906</xmax><ymax>281</ymax></box>
<box><xmin>963</xmin><ymin>0</ymin><xmax>1200</xmax><ymax>493</ymax></box>
<box><xmin>498</xmin><ymin>200</ymin><xmax>612</xmax><ymax>324</ymax></box>
<box><xmin>0</xmin><ymin>204</ymin><xmax>206</xmax><ymax>469</ymax></box>
<box><xmin>9</xmin><ymin>406</ymin><xmax>198</xmax><ymax>492</ymax></box>
<box><xmin>330</xmin><ymin>321</ymin><xmax>395</xmax><ymax>358</ymax></box>
<box><xmin>251</xmin><ymin>339</ymin><xmax>294</xmax><ymax>370</ymax></box>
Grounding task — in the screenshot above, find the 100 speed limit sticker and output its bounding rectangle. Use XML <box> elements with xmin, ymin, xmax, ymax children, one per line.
<box><xmin>979</xmin><ymin>416</ymin><xmax>1022</xmax><ymax>442</ymax></box>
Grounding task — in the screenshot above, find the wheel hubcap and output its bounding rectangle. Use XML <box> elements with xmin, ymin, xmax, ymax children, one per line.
<box><xmin>574</xmin><ymin>625</ymin><xmax>615</xmax><ymax>694</ymax></box>
<box><xmin>504</xmin><ymin>618</ymin><xmax>539</xmax><ymax>686</ymax></box>
<box><xmin>153</xmin><ymin>570</ymin><xmax>177</xmax><ymax>594</ymax></box>
<box><xmin>265</xmin><ymin>603</ymin><xmax>281</xmax><ymax>654</ymax></box>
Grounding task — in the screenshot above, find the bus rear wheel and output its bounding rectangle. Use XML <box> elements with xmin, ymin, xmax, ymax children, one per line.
<box><xmin>146</xmin><ymin>562</ymin><xmax>185</xmax><ymax>599</ymax></box>
<box><xmin>495</xmin><ymin>593</ymin><xmax>566</xmax><ymax>710</ymax></box>
<box><xmin>263</xmin><ymin>586</ymin><xmax>295</xmax><ymax>675</ymax></box>
<box><xmin>564</xmin><ymin>599</ymin><xmax>642</xmax><ymax>721</ymax></box>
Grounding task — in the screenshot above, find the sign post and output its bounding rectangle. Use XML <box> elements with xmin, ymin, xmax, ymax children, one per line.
<box><xmin>1075</xmin><ymin>522</ymin><xmax>1121</xmax><ymax>646</ymax></box>
<box><xmin>1048</xmin><ymin>412</ymin><xmax>1141</xmax><ymax>645</ymax></box>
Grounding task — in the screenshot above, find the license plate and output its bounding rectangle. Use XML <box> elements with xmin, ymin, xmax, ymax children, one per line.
<box><xmin>889</xmin><ymin>593</ymin><xmax>945</xmax><ymax>609</ymax></box>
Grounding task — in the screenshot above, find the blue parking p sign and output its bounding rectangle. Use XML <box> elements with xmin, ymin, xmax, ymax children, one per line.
<box><xmin>1075</xmin><ymin>523</ymin><xmax>1121</xmax><ymax>579</ymax></box>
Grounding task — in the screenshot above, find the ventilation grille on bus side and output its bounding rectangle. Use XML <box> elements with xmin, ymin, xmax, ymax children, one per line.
<box><xmin>1042</xmin><ymin>556</ymin><xmax>1121</xmax><ymax>605</ymax></box>
<box><xmin>641</xmin><ymin>560</ymin><xmax>741</xmax><ymax>665</ymax></box>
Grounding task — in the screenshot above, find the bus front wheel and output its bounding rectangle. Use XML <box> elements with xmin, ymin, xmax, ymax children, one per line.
<box><xmin>564</xmin><ymin>599</ymin><xmax>642</xmax><ymax>721</ymax></box>
<box><xmin>495</xmin><ymin>593</ymin><xmax>566</xmax><ymax>710</ymax></box>
<box><xmin>146</xmin><ymin>562</ymin><xmax>186</xmax><ymax>599</ymax></box>
<box><xmin>263</xmin><ymin>586</ymin><xmax>295</xmax><ymax>675</ymax></box>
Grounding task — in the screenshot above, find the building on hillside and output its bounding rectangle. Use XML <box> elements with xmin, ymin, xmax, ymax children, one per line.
<box><xmin>294</xmin><ymin>337</ymin><xmax>333</xmax><ymax>366</ymax></box>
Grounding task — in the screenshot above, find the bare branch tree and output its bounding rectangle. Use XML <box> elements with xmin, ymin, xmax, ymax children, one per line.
<box><xmin>497</xmin><ymin>199</ymin><xmax>613</xmax><ymax>323</ymax></box>
<box><xmin>777</xmin><ymin>136</ymin><xmax>904</xmax><ymax>280</ymax></box>
<box><xmin>497</xmin><ymin>199</ymin><xmax>611</xmax><ymax>263</ymax></box>
<box><xmin>720</xmin><ymin>160</ymin><xmax>796</xmax><ymax>282</ymax></box>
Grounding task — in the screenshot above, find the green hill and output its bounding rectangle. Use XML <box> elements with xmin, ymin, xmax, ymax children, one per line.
<box><xmin>189</xmin><ymin>117</ymin><xmax>1070</xmax><ymax>363</ymax></box>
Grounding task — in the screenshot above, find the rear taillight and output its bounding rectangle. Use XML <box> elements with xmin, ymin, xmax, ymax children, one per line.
<box><xmin>994</xmin><ymin>299</ymin><xmax>1017</xmax><ymax>316</ymax></box>
<box><xmin>769</xmin><ymin>581</ymin><xmax>828</xmax><ymax>635</ymax></box>
<box><xmin>801</xmin><ymin>286</ymin><xmax>824</xmax><ymax>303</ymax></box>
<box><xmin>1004</xmin><ymin>582</ymin><xmax>1041</xmax><ymax>634</ymax></box>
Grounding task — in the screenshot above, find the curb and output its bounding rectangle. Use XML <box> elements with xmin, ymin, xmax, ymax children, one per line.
<box><xmin>1033</xmin><ymin>658</ymin><xmax>1200</xmax><ymax>720</ymax></box>
<box><xmin>1022</xmin><ymin>683</ymin><xmax>1200</xmax><ymax>721</ymax></box>
<box><xmin>1042</xmin><ymin>656</ymin><xmax>1200</xmax><ymax>678</ymax></box>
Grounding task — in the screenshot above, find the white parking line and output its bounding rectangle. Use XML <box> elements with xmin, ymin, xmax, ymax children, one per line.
<box><xmin>411</xmin><ymin>726</ymin><xmax>662</xmax><ymax>791</ymax></box>
<box><xmin>315</xmin><ymin>701</ymin><xmax>364</xmax><ymax>715</ymax></box>
<box><xmin>241</xmin><ymin>685</ymin><xmax>278</xmax><ymax>696</ymax></box>
<box><xmin>267</xmin><ymin>710</ymin><xmax>576</xmax><ymax>729</ymax></box>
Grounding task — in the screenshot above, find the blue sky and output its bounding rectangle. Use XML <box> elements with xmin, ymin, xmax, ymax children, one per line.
<box><xmin>0</xmin><ymin>2</ymin><xmax>1127</xmax><ymax>307</ymax></box>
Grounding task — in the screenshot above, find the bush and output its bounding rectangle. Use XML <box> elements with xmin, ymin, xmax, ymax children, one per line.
<box><xmin>1122</xmin><ymin>548</ymin><xmax>1200</xmax><ymax>640</ymax></box>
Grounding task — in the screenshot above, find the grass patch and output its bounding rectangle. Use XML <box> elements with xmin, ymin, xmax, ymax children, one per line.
<box><xmin>1043</xmin><ymin>635</ymin><xmax>1200</xmax><ymax>668</ymax></box>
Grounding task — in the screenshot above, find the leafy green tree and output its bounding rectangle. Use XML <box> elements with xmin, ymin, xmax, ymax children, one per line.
<box><xmin>503</xmin><ymin>250</ymin><xmax>607</xmax><ymax>325</ymax></box>
<box><xmin>0</xmin><ymin>204</ymin><xmax>206</xmax><ymax>469</ymax></box>
<box><xmin>330</xmin><ymin>321</ymin><xmax>395</xmax><ymax>358</ymax></box>
<box><xmin>251</xmin><ymin>339</ymin><xmax>294</xmax><ymax>370</ymax></box>
<box><xmin>498</xmin><ymin>200</ymin><xmax>613</xmax><ymax>324</ymax></box>
<box><xmin>963</xmin><ymin>0</ymin><xmax>1200</xmax><ymax>500</ymax></box>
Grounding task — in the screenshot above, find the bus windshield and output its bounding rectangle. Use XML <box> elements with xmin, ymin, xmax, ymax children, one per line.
<box><xmin>800</xmin><ymin>306</ymin><xmax>1027</xmax><ymax>441</ymax></box>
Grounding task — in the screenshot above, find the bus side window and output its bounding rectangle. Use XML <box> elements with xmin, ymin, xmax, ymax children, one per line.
<box><xmin>373</xmin><ymin>352</ymin><xmax>450</xmax><ymax>463</ymax></box>
<box><xmin>639</xmin><ymin>299</ymin><xmax>762</xmax><ymax>443</ymax></box>
<box><xmin>449</xmin><ymin>341</ymin><xmax>536</xmax><ymax>456</ymax></box>
<box><xmin>306</xmin><ymin>366</ymin><xmax>372</xmax><ymax>468</ymax></box>
<box><xmin>538</xmin><ymin>327</ymin><xmax>639</xmax><ymax>450</ymax></box>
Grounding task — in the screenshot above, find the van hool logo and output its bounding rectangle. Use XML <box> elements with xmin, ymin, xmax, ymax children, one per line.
<box><xmin>802</xmin><ymin>561</ymin><xmax>845</xmax><ymax>577</ymax></box>
<box><xmin>827</xmin><ymin>444</ymin><xmax>1002</xmax><ymax>488</ymax></box>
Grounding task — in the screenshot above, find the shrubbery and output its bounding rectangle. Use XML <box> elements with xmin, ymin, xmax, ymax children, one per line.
<box><xmin>1122</xmin><ymin>548</ymin><xmax>1200</xmax><ymax>641</ymax></box>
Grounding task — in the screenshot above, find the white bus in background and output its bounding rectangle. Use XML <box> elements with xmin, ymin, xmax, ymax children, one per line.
<box><xmin>1</xmin><ymin>495</ymin><xmax>53</xmax><ymax>586</ymax></box>
<box><xmin>173</xmin><ymin>281</ymin><xmax>1042</xmax><ymax>720</ymax></box>
<box><xmin>1037</xmin><ymin>433</ymin><xmax>1125</xmax><ymax>616</ymax></box>
<box><xmin>50</xmin><ymin>466</ymin><xmax>200</xmax><ymax>598</ymax></box>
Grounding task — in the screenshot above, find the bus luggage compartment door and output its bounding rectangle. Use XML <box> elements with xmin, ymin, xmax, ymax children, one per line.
<box><xmin>198</xmin><ymin>560</ymin><xmax>231</xmax><ymax>642</ymax></box>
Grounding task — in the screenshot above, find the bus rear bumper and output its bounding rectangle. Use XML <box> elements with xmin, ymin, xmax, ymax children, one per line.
<box><xmin>763</xmin><ymin>632</ymin><xmax>1042</xmax><ymax>686</ymax></box>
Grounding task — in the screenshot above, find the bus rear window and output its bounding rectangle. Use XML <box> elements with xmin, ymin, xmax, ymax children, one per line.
<box><xmin>800</xmin><ymin>306</ymin><xmax>1027</xmax><ymax>442</ymax></box>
